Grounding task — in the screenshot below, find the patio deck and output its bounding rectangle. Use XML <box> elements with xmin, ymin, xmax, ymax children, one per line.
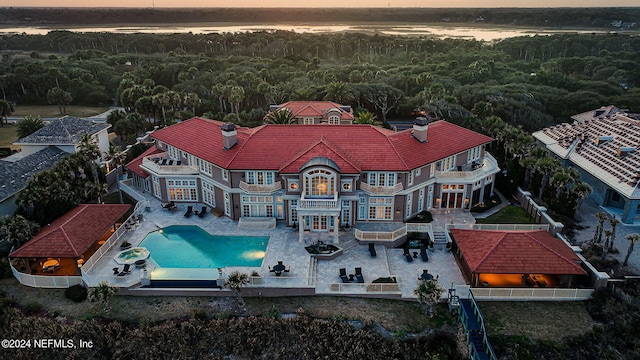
<box><xmin>82</xmin><ymin>188</ymin><xmax>468</xmax><ymax>299</ymax></box>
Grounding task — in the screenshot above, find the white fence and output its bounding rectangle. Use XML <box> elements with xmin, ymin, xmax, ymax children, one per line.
<box><xmin>10</xmin><ymin>262</ymin><xmax>83</xmax><ymax>288</ymax></box>
<box><xmin>447</xmin><ymin>223</ymin><xmax>549</xmax><ymax>231</ymax></box>
<box><xmin>471</xmin><ymin>287</ymin><xmax>594</xmax><ymax>301</ymax></box>
<box><xmin>248</xmin><ymin>276</ymin><xmax>315</xmax><ymax>288</ymax></box>
<box><xmin>355</xmin><ymin>223</ymin><xmax>432</xmax><ymax>242</ymax></box>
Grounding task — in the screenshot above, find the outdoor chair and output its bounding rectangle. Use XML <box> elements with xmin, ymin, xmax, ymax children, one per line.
<box><xmin>339</xmin><ymin>268</ymin><xmax>350</xmax><ymax>283</ymax></box>
<box><xmin>368</xmin><ymin>243</ymin><xmax>377</xmax><ymax>257</ymax></box>
<box><xmin>162</xmin><ymin>201</ymin><xmax>175</xmax><ymax>210</ymax></box>
<box><xmin>160</xmin><ymin>159</ymin><xmax>167</xmax><ymax>166</ymax></box>
<box><xmin>355</xmin><ymin>267</ymin><xmax>364</xmax><ymax>283</ymax></box>
<box><xmin>197</xmin><ymin>206</ymin><xmax>207</xmax><ymax>218</ymax></box>
<box><xmin>184</xmin><ymin>205</ymin><xmax>194</xmax><ymax>218</ymax></box>
<box><xmin>403</xmin><ymin>248</ymin><xmax>414</xmax><ymax>262</ymax></box>
<box><xmin>420</xmin><ymin>246</ymin><xmax>428</xmax><ymax>262</ymax></box>
<box><xmin>116</xmin><ymin>264</ymin><xmax>132</xmax><ymax>276</ymax></box>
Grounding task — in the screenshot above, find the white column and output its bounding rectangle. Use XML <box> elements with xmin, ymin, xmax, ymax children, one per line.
<box><xmin>299</xmin><ymin>217</ymin><xmax>305</xmax><ymax>243</ymax></box>
<box><xmin>333</xmin><ymin>215</ymin><xmax>339</xmax><ymax>244</ymax></box>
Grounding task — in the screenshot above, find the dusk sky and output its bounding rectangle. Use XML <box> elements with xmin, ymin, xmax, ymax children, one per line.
<box><xmin>3</xmin><ymin>1</ymin><xmax>639</xmax><ymax>8</ymax></box>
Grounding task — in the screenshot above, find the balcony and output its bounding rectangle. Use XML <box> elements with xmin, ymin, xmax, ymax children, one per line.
<box><xmin>297</xmin><ymin>199</ymin><xmax>340</xmax><ymax>211</ymax></box>
<box><xmin>140</xmin><ymin>154</ymin><xmax>199</xmax><ymax>176</ymax></box>
<box><xmin>360</xmin><ymin>182</ymin><xmax>403</xmax><ymax>196</ymax></box>
<box><xmin>435</xmin><ymin>154</ymin><xmax>500</xmax><ymax>182</ymax></box>
<box><xmin>239</xmin><ymin>181</ymin><xmax>282</xmax><ymax>194</ymax></box>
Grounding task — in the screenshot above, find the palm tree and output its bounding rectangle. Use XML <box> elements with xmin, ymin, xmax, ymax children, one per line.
<box><xmin>608</xmin><ymin>218</ymin><xmax>620</xmax><ymax>252</ymax></box>
<box><xmin>88</xmin><ymin>281</ymin><xmax>118</xmax><ymax>312</ymax></box>
<box><xmin>623</xmin><ymin>233</ymin><xmax>640</xmax><ymax>267</ymax></box>
<box><xmin>106</xmin><ymin>109</ymin><xmax>126</xmax><ymax>127</ymax></box>
<box><xmin>15</xmin><ymin>115</ymin><xmax>45</xmax><ymax>138</ymax></box>
<box><xmin>264</xmin><ymin>108</ymin><xmax>295</xmax><ymax>125</ymax></box>
<box><xmin>413</xmin><ymin>279</ymin><xmax>444</xmax><ymax>317</ymax></box>
<box><xmin>602</xmin><ymin>230</ymin><xmax>613</xmax><ymax>259</ymax></box>
<box><xmin>570</xmin><ymin>181</ymin><xmax>592</xmax><ymax>215</ymax></box>
<box><xmin>324</xmin><ymin>81</ymin><xmax>354</xmax><ymax>104</ymax></box>
<box><xmin>46</xmin><ymin>87</ymin><xmax>72</xmax><ymax>115</ymax></box>
<box><xmin>0</xmin><ymin>99</ymin><xmax>15</xmax><ymax>126</ymax></box>
<box><xmin>224</xmin><ymin>270</ymin><xmax>249</xmax><ymax>306</ymax></box>
<box><xmin>535</xmin><ymin>157</ymin><xmax>560</xmax><ymax>200</ymax></box>
<box><xmin>105</xmin><ymin>145</ymin><xmax>126</xmax><ymax>204</ymax></box>
<box><xmin>0</xmin><ymin>215</ymin><xmax>40</xmax><ymax>250</ymax></box>
<box><xmin>593</xmin><ymin>212</ymin><xmax>608</xmax><ymax>244</ymax></box>
<box><xmin>78</xmin><ymin>134</ymin><xmax>103</xmax><ymax>201</ymax></box>
<box><xmin>353</xmin><ymin>110</ymin><xmax>378</xmax><ymax>125</ymax></box>
<box><xmin>550</xmin><ymin>167</ymin><xmax>580</xmax><ymax>198</ymax></box>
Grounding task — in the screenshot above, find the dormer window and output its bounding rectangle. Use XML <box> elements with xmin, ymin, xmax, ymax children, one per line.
<box><xmin>328</xmin><ymin>115</ymin><xmax>340</xmax><ymax>125</ymax></box>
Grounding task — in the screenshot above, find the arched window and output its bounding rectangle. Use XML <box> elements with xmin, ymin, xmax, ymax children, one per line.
<box><xmin>303</xmin><ymin>169</ymin><xmax>335</xmax><ymax>198</ymax></box>
<box><xmin>328</xmin><ymin>115</ymin><xmax>340</xmax><ymax>125</ymax></box>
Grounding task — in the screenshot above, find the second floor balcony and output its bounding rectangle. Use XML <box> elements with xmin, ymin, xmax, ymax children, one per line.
<box><xmin>140</xmin><ymin>153</ymin><xmax>198</xmax><ymax>176</ymax></box>
<box><xmin>435</xmin><ymin>154</ymin><xmax>500</xmax><ymax>182</ymax></box>
<box><xmin>239</xmin><ymin>181</ymin><xmax>282</xmax><ymax>194</ymax></box>
<box><xmin>360</xmin><ymin>182</ymin><xmax>404</xmax><ymax>196</ymax></box>
<box><xmin>297</xmin><ymin>199</ymin><xmax>340</xmax><ymax>211</ymax></box>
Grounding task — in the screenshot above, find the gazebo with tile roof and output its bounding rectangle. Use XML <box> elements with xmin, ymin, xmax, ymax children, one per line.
<box><xmin>450</xmin><ymin>229</ymin><xmax>587</xmax><ymax>288</ymax></box>
<box><xmin>9</xmin><ymin>204</ymin><xmax>131</xmax><ymax>277</ymax></box>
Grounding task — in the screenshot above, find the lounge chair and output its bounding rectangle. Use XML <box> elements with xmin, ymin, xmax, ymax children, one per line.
<box><xmin>420</xmin><ymin>246</ymin><xmax>429</xmax><ymax>262</ymax></box>
<box><xmin>339</xmin><ymin>268</ymin><xmax>350</xmax><ymax>283</ymax></box>
<box><xmin>197</xmin><ymin>206</ymin><xmax>207</xmax><ymax>218</ymax></box>
<box><xmin>116</xmin><ymin>264</ymin><xmax>132</xmax><ymax>276</ymax></box>
<box><xmin>368</xmin><ymin>243</ymin><xmax>377</xmax><ymax>257</ymax></box>
<box><xmin>168</xmin><ymin>160</ymin><xmax>174</xmax><ymax>166</ymax></box>
<box><xmin>160</xmin><ymin>159</ymin><xmax>167</xmax><ymax>166</ymax></box>
<box><xmin>176</xmin><ymin>160</ymin><xmax>182</xmax><ymax>165</ymax></box>
<box><xmin>355</xmin><ymin>267</ymin><xmax>364</xmax><ymax>283</ymax></box>
<box><xmin>184</xmin><ymin>205</ymin><xmax>194</xmax><ymax>218</ymax></box>
<box><xmin>403</xmin><ymin>248</ymin><xmax>414</xmax><ymax>262</ymax></box>
<box><xmin>162</xmin><ymin>201</ymin><xmax>175</xmax><ymax>210</ymax></box>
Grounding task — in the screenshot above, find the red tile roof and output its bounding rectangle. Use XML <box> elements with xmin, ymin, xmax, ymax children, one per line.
<box><xmin>149</xmin><ymin>118</ymin><xmax>491</xmax><ymax>172</ymax></box>
<box><xmin>275</xmin><ymin>101</ymin><xmax>354</xmax><ymax>120</ymax></box>
<box><xmin>9</xmin><ymin>204</ymin><xmax>131</xmax><ymax>258</ymax></box>
<box><xmin>126</xmin><ymin>146</ymin><xmax>163</xmax><ymax>178</ymax></box>
<box><xmin>450</xmin><ymin>229</ymin><xmax>586</xmax><ymax>275</ymax></box>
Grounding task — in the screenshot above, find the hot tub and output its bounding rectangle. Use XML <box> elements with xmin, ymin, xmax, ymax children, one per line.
<box><xmin>114</xmin><ymin>247</ymin><xmax>150</xmax><ymax>265</ymax></box>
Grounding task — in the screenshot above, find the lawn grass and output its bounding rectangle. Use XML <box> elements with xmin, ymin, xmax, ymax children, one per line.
<box><xmin>11</xmin><ymin>105</ymin><xmax>108</xmax><ymax>118</ymax></box>
<box><xmin>476</xmin><ymin>205</ymin><xmax>534</xmax><ymax>224</ymax></box>
<box><xmin>480</xmin><ymin>301</ymin><xmax>593</xmax><ymax>341</ymax></box>
<box><xmin>0</xmin><ymin>125</ymin><xmax>19</xmax><ymax>150</ymax></box>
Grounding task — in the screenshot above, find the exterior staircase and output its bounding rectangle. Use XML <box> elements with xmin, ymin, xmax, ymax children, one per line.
<box><xmin>432</xmin><ymin>230</ymin><xmax>448</xmax><ymax>250</ymax></box>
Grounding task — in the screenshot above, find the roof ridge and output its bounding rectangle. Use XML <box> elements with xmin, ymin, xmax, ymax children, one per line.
<box><xmin>224</xmin><ymin>122</ymin><xmax>263</xmax><ymax>168</ymax></box>
<box><xmin>473</xmin><ymin>231</ymin><xmax>507</xmax><ymax>270</ymax></box>
<box><xmin>381</xmin><ymin>126</ymin><xmax>409</xmax><ymax>170</ymax></box>
<box><xmin>524</xmin><ymin>231</ymin><xmax>584</xmax><ymax>271</ymax></box>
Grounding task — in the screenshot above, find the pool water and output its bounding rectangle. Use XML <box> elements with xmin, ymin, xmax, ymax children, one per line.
<box><xmin>139</xmin><ymin>226</ymin><xmax>268</xmax><ymax>268</ymax></box>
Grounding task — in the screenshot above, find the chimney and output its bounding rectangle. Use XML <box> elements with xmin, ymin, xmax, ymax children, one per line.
<box><xmin>221</xmin><ymin>123</ymin><xmax>237</xmax><ymax>150</ymax></box>
<box><xmin>412</xmin><ymin>118</ymin><xmax>428</xmax><ymax>143</ymax></box>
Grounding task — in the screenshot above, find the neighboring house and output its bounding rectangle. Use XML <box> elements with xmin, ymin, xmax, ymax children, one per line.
<box><xmin>266</xmin><ymin>101</ymin><xmax>354</xmax><ymax>125</ymax></box>
<box><xmin>450</xmin><ymin>229</ymin><xmax>588</xmax><ymax>289</ymax></box>
<box><xmin>0</xmin><ymin>146</ymin><xmax>68</xmax><ymax>216</ymax></box>
<box><xmin>533</xmin><ymin>105</ymin><xmax>640</xmax><ymax>224</ymax></box>
<box><xmin>126</xmin><ymin>117</ymin><xmax>500</xmax><ymax>238</ymax></box>
<box><xmin>13</xmin><ymin>116</ymin><xmax>110</xmax><ymax>158</ymax></box>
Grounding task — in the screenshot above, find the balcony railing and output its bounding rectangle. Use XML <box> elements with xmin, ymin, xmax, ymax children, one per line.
<box><xmin>140</xmin><ymin>153</ymin><xmax>198</xmax><ymax>175</ymax></box>
<box><xmin>435</xmin><ymin>154</ymin><xmax>499</xmax><ymax>181</ymax></box>
<box><xmin>360</xmin><ymin>182</ymin><xmax>403</xmax><ymax>196</ymax></box>
<box><xmin>298</xmin><ymin>199</ymin><xmax>339</xmax><ymax>210</ymax></box>
<box><xmin>239</xmin><ymin>181</ymin><xmax>282</xmax><ymax>194</ymax></box>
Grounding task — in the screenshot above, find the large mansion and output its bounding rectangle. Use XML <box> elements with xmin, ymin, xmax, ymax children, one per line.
<box><xmin>127</xmin><ymin>118</ymin><xmax>500</xmax><ymax>232</ymax></box>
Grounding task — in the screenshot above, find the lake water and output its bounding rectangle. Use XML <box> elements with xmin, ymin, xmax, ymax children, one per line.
<box><xmin>0</xmin><ymin>23</ymin><xmax>615</xmax><ymax>42</ymax></box>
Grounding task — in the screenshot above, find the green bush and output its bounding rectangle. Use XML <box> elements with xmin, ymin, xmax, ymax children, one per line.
<box><xmin>264</xmin><ymin>307</ymin><xmax>280</xmax><ymax>319</ymax></box>
<box><xmin>0</xmin><ymin>257</ymin><xmax>13</xmax><ymax>279</ymax></box>
<box><xmin>24</xmin><ymin>301</ymin><xmax>42</xmax><ymax>314</ymax></box>
<box><xmin>64</xmin><ymin>284</ymin><xmax>88</xmax><ymax>303</ymax></box>
<box><xmin>407</xmin><ymin>211</ymin><xmax>433</xmax><ymax>223</ymax></box>
<box><xmin>193</xmin><ymin>309</ymin><xmax>208</xmax><ymax>321</ymax></box>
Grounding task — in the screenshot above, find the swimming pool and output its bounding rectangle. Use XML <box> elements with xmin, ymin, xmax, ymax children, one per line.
<box><xmin>139</xmin><ymin>225</ymin><xmax>269</xmax><ymax>269</ymax></box>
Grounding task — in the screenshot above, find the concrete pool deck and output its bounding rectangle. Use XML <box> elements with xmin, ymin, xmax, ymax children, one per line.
<box><xmin>83</xmin><ymin>189</ymin><xmax>468</xmax><ymax>299</ymax></box>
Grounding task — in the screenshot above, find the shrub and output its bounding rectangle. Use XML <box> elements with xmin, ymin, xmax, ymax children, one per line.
<box><xmin>214</xmin><ymin>311</ymin><xmax>230</xmax><ymax>320</ymax></box>
<box><xmin>0</xmin><ymin>257</ymin><xmax>13</xmax><ymax>279</ymax></box>
<box><xmin>264</xmin><ymin>307</ymin><xmax>280</xmax><ymax>319</ymax></box>
<box><xmin>407</xmin><ymin>211</ymin><xmax>433</xmax><ymax>223</ymax></box>
<box><xmin>193</xmin><ymin>309</ymin><xmax>208</xmax><ymax>321</ymax></box>
<box><xmin>64</xmin><ymin>284</ymin><xmax>88</xmax><ymax>303</ymax></box>
<box><xmin>24</xmin><ymin>301</ymin><xmax>42</xmax><ymax>315</ymax></box>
